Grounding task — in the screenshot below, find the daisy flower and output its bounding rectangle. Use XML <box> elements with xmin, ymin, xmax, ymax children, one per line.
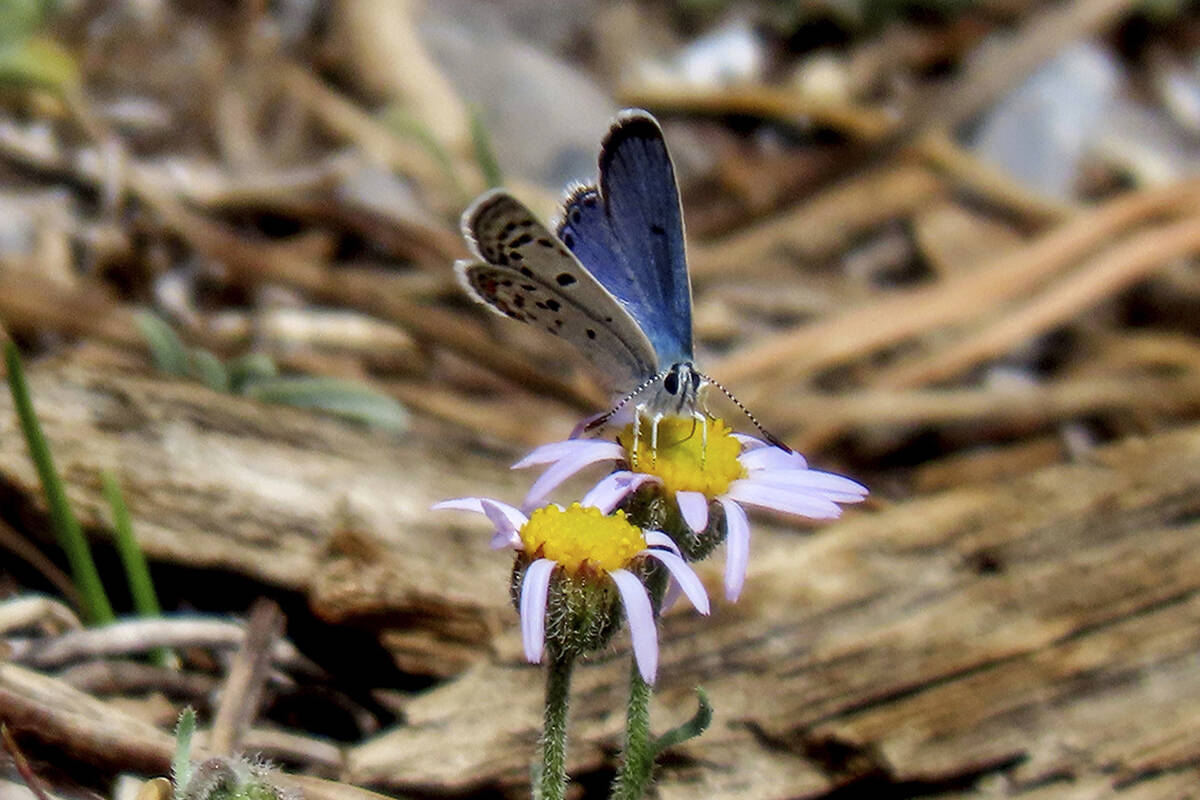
<box><xmin>432</xmin><ymin>495</ymin><xmax>710</xmax><ymax>683</ymax></box>
<box><xmin>513</xmin><ymin>416</ymin><xmax>868</xmax><ymax>602</ymax></box>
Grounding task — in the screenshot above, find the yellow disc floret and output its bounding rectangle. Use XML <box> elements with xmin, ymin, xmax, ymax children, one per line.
<box><xmin>521</xmin><ymin>503</ymin><xmax>647</xmax><ymax>574</ymax></box>
<box><xmin>618</xmin><ymin>416</ymin><xmax>745</xmax><ymax>497</ymax></box>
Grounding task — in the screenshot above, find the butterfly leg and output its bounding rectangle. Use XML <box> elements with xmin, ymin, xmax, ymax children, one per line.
<box><xmin>631</xmin><ymin>406</ymin><xmax>642</xmax><ymax>470</ymax></box>
<box><xmin>694</xmin><ymin>411</ymin><xmax>709</xmax><ymax>469</ymax></box>
<box><xmin>649</xmin><ymin>411</ymin><xmax>662</xmax><ymax>467</ymax></box>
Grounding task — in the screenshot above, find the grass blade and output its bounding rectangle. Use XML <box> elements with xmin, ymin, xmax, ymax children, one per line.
<box><xmin>469</xmin><ymin>105</ymin><xmax>503</xmax><ymax>188</ymax></box>
<box><xmin>4</xmin><ymin>342</ymin><xmax>114</xmax><ymax>623</ymax></box>
<box><xmin>102</xmin><ymin>470</ymin><xmax>172</xmax><ymax>667</ymax></box>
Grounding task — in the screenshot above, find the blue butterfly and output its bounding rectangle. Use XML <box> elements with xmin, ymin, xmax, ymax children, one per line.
<box><xmin>457</xmin><ymin>109</ymin><xmax>780</xmax><ymax>451</ymax></box>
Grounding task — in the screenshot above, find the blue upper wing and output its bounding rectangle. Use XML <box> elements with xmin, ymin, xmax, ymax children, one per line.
<box><xmin>556</xmin><ymin>111</ymin><xmax>693</xmax><ymax>367</ymax></box>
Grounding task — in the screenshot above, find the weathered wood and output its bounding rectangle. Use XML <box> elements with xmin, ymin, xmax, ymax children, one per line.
<box><xmin>0</xmin><ymin>359</ymin><xmax>523</xmax><ymax>675</ymax></box>
<box><xmin>350</xmin><ymin>427</ymin><xmax>1200</xmax><ymax>797</ymax></box>
<box><xmin>3</xmin><ymin>361</ymin><xmax>1200</xmax><ymax>797</ymax></box>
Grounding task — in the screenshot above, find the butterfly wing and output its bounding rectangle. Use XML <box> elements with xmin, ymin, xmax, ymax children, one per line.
<box><xmin>556</xmin><ymin>110</ymin><xmax>694</xmax><ymax>367</ymax></box>
<box><xmin>458</xmin><ymin>189</ymin><xmax>659</xmax><ymax>388</ymax></box>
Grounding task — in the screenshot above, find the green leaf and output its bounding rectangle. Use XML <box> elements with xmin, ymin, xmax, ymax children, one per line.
<box><xmin>242</xmin><ymin>375</ymin><xmax>409</xmax><ymax>432</ymax></box>
<box><xmin>652</xmin><ymin>688</ymin><xmax>712</xmax><ymax>755</ymax></box>
<box><xmin>189</xmin><ymin>349</ymin><xmax>230</xmax><ymax>393</ymax></box>
<box><xmin>468</xmin><ymin>105</ymin><xmax>503</xmax><ymax>189</ymax></box>
<box><xmin>133</xmin><ymin>311</ymin><xmax>190</xmax><ymax>378</ymax></box>
<box><xmin>5</xmin><ymin>342</ymin><xmax>115</xmax><ymax>624</ymax></box>
<box><xmin>0</xmin><ymin>0</ymin><xmax>55</xmax><ymax>44</ymax></box>
<box><xmin>226</xmin><ymin>352</ymin><xmax>278</xmax><ymax>394</ymax></box>
<box><xmin>172</xmin><ymin>708</ymin><xmax>197</xmax><ymax>791</ymax></box>
<box><xmin>0</xmin><ymin>35</ymin><xmax>77</xmax><ymax>91</ymax></box>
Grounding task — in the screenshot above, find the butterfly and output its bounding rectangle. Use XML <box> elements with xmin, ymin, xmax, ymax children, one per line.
<box><xmin>456</xmin><ymin>109</ymin><xmax>784</xmax><ymax>454</ymax></box>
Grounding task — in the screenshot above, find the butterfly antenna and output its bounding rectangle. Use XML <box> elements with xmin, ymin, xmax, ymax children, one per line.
<box><xmin>584</xmin><ymin>369</ymin><xmax>670</xmax><ymax>433</ymax></box>
<box><xmin>701</xmin><ymin>374</ymin><xmax>793</xmax><ymax>453</ymax></box>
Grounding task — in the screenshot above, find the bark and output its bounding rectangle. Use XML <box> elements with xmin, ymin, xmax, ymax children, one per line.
<box><xmin>2</xmin><ymin>360</ymin><xmax>1198</xmax><ymax>798</ymax></box>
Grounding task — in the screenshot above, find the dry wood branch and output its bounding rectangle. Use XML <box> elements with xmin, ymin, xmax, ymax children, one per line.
<box><xmin>690</xmin><ymin>164</ymin><xmax>944</xmax><ymax>278</ymax></box>
<box><xmin>775</xmin><ymin>374</ymin><xmax>1200</xmax><ymax>446</ymax></box>
<box><xmin>0</xmin><ymin>663</ymin><xmax>175</xmax><ymax>775</ymax></box>
<box><xmin>711</xmin><ymin>180</ymin><xmax>1200</xmax><ymax>386</ymax></box>
<box><xmin>8</xmin><ymin>618</ymin><xmax>310</xmax><ymax>673</ymax></box>
<box><xmin>619</xmin><ymin>83</ymin><xmax>895</xmax><ymax>142</ymax></box>
<box><xmin>56</xmin><ymin>660</ymin><xmax>217</xmax><ymax>699</ymax></box>
<box><xmin>349</xmin><ymin>423</ymin><xmax>1200</xmax><ymax>798</ymax></box>
<box><xmin>1</xmin><ymin>724</ymin><xmax>53</xmax><ymax>800</ymax></box>
<box><xmin>0</xmin><ymin>360</ymin><xmax>520</xmax><ymax>673</ymax></box>
<box><xmin>0</xmin><ymin>596</ymin><xmax>81</xmax><ymax>637</ymax></box>
<box><xmin>209</xmin><ymin>599</ymin><xmax>285</xmax><ymax>756</ymax></box>
<box><xmin>877</xmin><ymin>215</ymin><xmax>1200</xmax><ymax>389</ymax></box>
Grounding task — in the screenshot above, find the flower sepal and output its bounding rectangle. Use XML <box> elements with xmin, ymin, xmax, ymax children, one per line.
<box><xmin>511</xmin><ymin>552</ymin><xmax>622</xmax><ymax>661</ymax></box>
<box><xmin>620</xmin><ymin>481</ymin><xmax>728</xmax><ymax>564</ymax></box>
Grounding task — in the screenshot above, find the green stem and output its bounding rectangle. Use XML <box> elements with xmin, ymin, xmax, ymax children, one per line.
<box><xmin>611</xmin><ymin>662</ymin><xmax>654</xmax><ymax>800</ymax></box>
<box><xmin>5</xmin><ymin>343</ymin><xmax>114</xmax><ymax>624</ymax></box>
<box><xmin>539</xmin><ymin>650</ymin><xmax>575</xmax><ymax>800</ymax></box>
<box><xmin>102</xmin><ymin>470</ymin><xmax>173</xmax><ymax>666</ymax></box>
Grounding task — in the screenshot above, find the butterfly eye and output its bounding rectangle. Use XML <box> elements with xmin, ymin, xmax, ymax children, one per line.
<box><xmin>664</xmin><ymin>369</ymin><xmax>679</xmax><ymax>395</ymax></box>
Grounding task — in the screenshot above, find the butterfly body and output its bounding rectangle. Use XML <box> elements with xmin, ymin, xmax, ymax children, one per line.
<box><xmin>457</xmin><ymin>109</ymin><xmax>711</xmax><ymax>444</ymax></box>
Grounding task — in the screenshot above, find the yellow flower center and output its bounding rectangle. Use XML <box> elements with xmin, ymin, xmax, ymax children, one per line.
<box><xmin>521</xmin><ymin>503</ymin><xmax>647</xmax><ymax>574</ymax></box>
<box><xmin>618</xmin><ymin>415</ymin><xmax>745</xmax><ymax>497</ymax></box>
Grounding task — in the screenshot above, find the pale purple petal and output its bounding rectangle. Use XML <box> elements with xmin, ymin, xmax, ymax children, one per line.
<box><xmin>719</xmin><ymin>498</ymin><xmax>750</xmax><ymax>602</ymax></box>
<box><xmin>480</xmin><ymin>499</ymin><xmax>527</xmax><ymax>550</ymax></box>
<box><xmin>732</xmin><ymin>433</ymin><xmax>767</xmax><ymax>449</ymax></box>
<box><xmin>747</xmin><ymin>469</ymin><xmax>869</xmax><ymax>502</ymax></box>
<box><xmin>609</xmin><ymin>569</ymin><xmax>658</xmax><ymax>684</ymax></box>
<box><xmin>431</xmin><ymin>497</ymin><xmax>488</xmax><ymax>513</ymax></box>
<box><xmin>581</xmin><ymin>471</ymin><xmax>660</xmax><ymax>514</ymax></box>
<box><xmin>519</xmin><ymin>559</ymin><xmax>556</xmax><ymax>664</ymax></box>
<box><xmin>738</xmin><ymin>446</ymin><xmax>808</xmax><ymax>471</ymax></box>
<box><xmin>660</xmin><ymin>578</ymin><xmax>682</xmax><ymax>612</ymax></box>
<box><xmin>434</xmin><ymin>497</ymin><xmax>527</xmax><ymax>548</ymax></box>
<box><xmin>727</xmin><ymin>480</ymin><xmax>844</xmax><ymax>519</ymax></box>
<box><xmin>568</xmin><ymin>411</ymin><xmax>610</xmax><ymax>440</ymax></box>
<box><xmin>513</xmin><ymin>439</ymin><xmax>616</xmax><ymax>469</ymax></box>
<box><xmin>642</xmin><ymin>550</ymin><xmax>710</xmax><ymax>615</ymax></box>
<box><xmin>521</xmin><ymin>441</ymin><xmax>625</xmax><ymax>511</ymax></box>
<box><xmin>676</xmin><ymin>491</ymin><xmax>709</xmax><ymax>533</ymax></box>
<box><xmin>643</xmin><ymin>530</ymin><xmax>681</xmax><ymax>556</ymax></box>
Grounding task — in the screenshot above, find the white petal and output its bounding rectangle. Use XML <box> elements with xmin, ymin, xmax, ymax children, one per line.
<box><xmin>676</xmin><ymin>491</ymin><xmax>710</xmax><ymax>533</ymax></box>
<box><xmin>581</xmin><ymin>471</ymin><xmax>659</xmax><ymax>514</ymax></box>
<box><xmin>747</xmin><ymin>469</ymin><xmax>868</xmax><ymax>501</ymax></box>
<box><xmin>738</xmin><ymin>446</ymin><xmax>808</xmax><ymax>471</ymax></box>
<box><xmin>513</xmin><ymin>439</ymin><xmax>615</xmax><ymax>469</ymax></box>
<box><xmin>431</xmin><ymin>497</ymin><xmax>487</xmax><ymax>513</ymax></box>
<box><xmin>732</xmin><ymin>433</ymin><xmax>767</xmax><ymax>449</ymax></box>
<box><xmin>480</xmin><ymin>499</ymin><xmax>526</xmax><ymax>550</ymax></box>
<box><xmin>521</xmin><ymin>441</ymin><xmax>625</xmax><ymax>511</ymax></box>
<box><xmin>719</xmin><ymin>498</ymin><xmax>750</xmax><ymax>602</ymax></box>
<box><xmin>643</xmin><ymin>531</ymin><xmax>681</xmax><ymax>556</ymax></box>
<box><xmin>610</xmin><ymin>569</ymin><xmax>658</xmax><ymax>684</ymax></box>
<box><xmin>726</xmin><ymin>480</ymin><xmax>844</xmax><ymax>520</ymax></box>
<box><xmin>519</xmin><ymin>559</ymin><xmax>556</xmax><ymax>664</ymax></box>
<box><xmin>660</xmin><ymin>577</ymin><xmax>682</xmax><ymax>612</ymax></box>
<box><xmin>643</xmin><ymin>550</ymin><xmax>710</xmax><ymax>616</ymax></box>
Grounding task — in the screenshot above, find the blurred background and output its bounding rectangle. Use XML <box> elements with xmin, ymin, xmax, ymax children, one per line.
<box><xmin>1</xmin><ymin>1</ymin><xmax>1199</xmax><ymax>799</ymax></box>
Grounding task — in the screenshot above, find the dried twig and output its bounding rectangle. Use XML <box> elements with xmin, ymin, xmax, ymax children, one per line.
<box><xmin>877</xmin><ymin>215</ymin><xmax>1200</xmax><ymax>389</ymax></box>
<box><xmin>8</xmin><ymin>617</ymin><xmax>314</xmax><ymax>673</ymax></box>
<box><xmin>712</xmin><ymin>180</ymin><xmax>1200</xmax><ymax>386</ymax></box>
<box><xmin>0</xmin><ymin>596</ymin><xmax>82</xmax><ymax>637</ymax></box>
<box><xmin>1</xmin><ymin>724</ymin><xmax>53</xmax><ymax>800</ymax></box>
<box><xmin>209</xmin><ymin>599</ymin><xmax>285</xmax><ymax>756</ymax></box>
